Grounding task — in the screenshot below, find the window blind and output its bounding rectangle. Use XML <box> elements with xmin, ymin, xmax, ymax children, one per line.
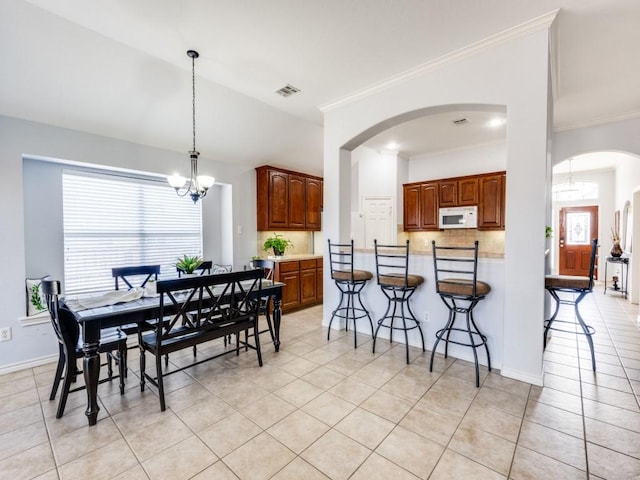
<box><xmin>63</xmin><ymin>171</ymin><xmax>202</xmax><ymax>294</ymax></box>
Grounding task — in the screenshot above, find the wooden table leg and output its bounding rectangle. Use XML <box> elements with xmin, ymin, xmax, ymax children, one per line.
<box><xmin>82</xmin><ymin>321</ymin><xmax>101</xmax><ymax>426</ymax></box>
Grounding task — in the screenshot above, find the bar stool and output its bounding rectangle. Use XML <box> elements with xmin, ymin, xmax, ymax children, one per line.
<box><xmin>430</xmin><ymin>240</ymin><xmax>491</xmax><ymax>387</ymax></box>
<box><xmin>373</xmin><ymin>239</ymin><xmax>425</xmax><ymax>363</ymax></box>
<box><xmin>327</xmin><ymin>239</ymin><xmax>374</xmax><ymax>348</ymax></box>
<box><xmin>544</xmin><ymin>238</ymin><xmax>598</xmax><ymax>371</ymax></box>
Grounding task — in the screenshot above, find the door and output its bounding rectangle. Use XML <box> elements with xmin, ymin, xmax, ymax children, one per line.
<box><xmin>559</xmin><ymin>206</ymin><xmax>598</xmax><ymax>277</ymax></box>
<box><xmin>363</xmin><ymin>196</ymin><xmax>393</xmax><ymax>248</ymax></box>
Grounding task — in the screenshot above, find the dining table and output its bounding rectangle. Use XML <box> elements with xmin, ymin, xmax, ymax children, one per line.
<box><xmin>63</xmin><ymin>278</ymin><xmax>284</xmax><ymax>426</ymax></box>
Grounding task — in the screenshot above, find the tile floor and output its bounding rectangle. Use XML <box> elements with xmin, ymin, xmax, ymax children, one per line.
<box><xmin>2</xmin><ymin>286</ymin><xmax>640</xmax><ymax>479</ymax></box>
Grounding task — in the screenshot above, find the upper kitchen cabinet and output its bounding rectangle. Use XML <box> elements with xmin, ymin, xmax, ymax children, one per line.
<box><xmin>478</xmin><ymin>172</ymin><xmax>506</xmax><ymax>230</ymax></box>
<box><xmin>438</xmin><ymin>180</ymin><xmax>457</xmax><ymax>207</ymax></box>
<box><xmin>403</xmin><ymin>181</ymin><xmax>439</xmax><ymax>231</ymax></box>
<box><xmin>256</xmin><ymin>166</ymin><xmax>323</xmax><ymax>231</ymax></box>
<box><xmin>438</xmin><ymin>177</ymin><xmax>478</xmax><ymax>207</ymax></box>
<box><xmin>458</xmin><ymin>177</ymin><xmax>479</xmax><ymax>206</ymax></box>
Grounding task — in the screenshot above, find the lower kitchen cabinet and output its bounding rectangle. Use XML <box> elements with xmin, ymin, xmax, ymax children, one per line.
<box><xmin>274</xmin><ymin>257</ymin><xmax>323</xmax><ymax>312</ymax></box>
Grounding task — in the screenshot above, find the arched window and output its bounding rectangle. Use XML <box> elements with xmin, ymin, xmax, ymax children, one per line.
<box><xmin>552</xmin><ymin>182</ymin><xmax>599</xmax><ymax>202</ymax></box>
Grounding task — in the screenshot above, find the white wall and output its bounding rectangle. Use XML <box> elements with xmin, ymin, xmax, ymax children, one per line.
<box><xmin>323</xmin><ymin>26</ymin><xmax>552</xmax><ymax>386</ymax></box>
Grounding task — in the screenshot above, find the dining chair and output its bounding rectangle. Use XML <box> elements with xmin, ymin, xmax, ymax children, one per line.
<box><xmin>430</xmin><ymin>240</ymin><xmax>492</xmax><ymax>387</ymax></box>
<box><xmin>42</xmin><ymin>279</ymin><xmax>127</xmax><ymax>418</ymax></box>
<box><xmin>177</xmin><ymin>260</ymin><xmax>213</xmax><ymax>277</ymax></box>
<box><xmin>139</xmin><ymin>269</ymin><xmax>264</xmax><ymax>411</ymax></box>
<box><xmin>251</xmin><ymin>259</ymin><xmax>276</xmax><ymax>343</ymax></box>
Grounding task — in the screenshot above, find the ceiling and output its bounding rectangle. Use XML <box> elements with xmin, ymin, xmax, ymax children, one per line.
<box><xmin>2</xmin><ymin>1</ymin><xmax>640</xmax><ymax>170</ymax></box>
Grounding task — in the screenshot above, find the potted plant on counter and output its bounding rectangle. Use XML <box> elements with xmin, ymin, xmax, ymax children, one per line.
<box><xmin>263</xmin><ymin>233</ymin><xmax>293</xmax><ymax>257</ymax></box>
<box><xmin>176</xmin><ymin>254</ymin><xmax>203</xmax><ymax>274</ymax></box>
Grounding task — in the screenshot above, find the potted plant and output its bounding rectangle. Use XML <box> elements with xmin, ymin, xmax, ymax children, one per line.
<box><xmin>176</xmin><ymin>254</ymin><xmax>203</xmax><ymax>274</ymax></box>
<box><xmin>263</xmin><ymin>233</ymin><xmax>293</xmax><ymax>256</ymax></box>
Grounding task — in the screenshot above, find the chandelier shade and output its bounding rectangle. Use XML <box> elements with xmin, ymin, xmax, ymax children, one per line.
<box><xmin>168</xmin><ymin>50</ymin><xmax>214</xmax><ymax>203</ymax></box>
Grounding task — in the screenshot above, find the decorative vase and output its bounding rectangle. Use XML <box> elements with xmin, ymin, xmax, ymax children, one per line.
<box><xmin>611</xmin><ymin>241</ymin><xmax>623</xmax><ymax>257</ymax></box>
<box><xmin>272</xmin><ymin>247</ymin><xmax>284</xmax><ymax>256</ymax></box>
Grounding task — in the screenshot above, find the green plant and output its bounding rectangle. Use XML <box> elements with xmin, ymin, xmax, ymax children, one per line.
<box><xmin>30</xmin><ymin>284</ymin><xmax>44</xmax><ymax>311</ymax></box>
<box><xmin>176</xmin><ymin>254</ymin><xmax>203</xmax><ymax>274</ymax></box>
<box><xmin>545</xmin><ymin>226</ymin><xmax>553</xmax><ymax>238</ymax></box>
<box><xmin>263</xmin><ymin>233</ymin><xmax>293</xmax><ymax>256</ymax></box>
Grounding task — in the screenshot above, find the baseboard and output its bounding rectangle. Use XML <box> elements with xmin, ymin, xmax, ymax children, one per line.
<box><xmin>0</xmin><ymin>354</ymin><xmax>57</xmax><ymax>376</ymax></box>
<box><xmin>500</xmin><ymin>367</ymin><xmax>544</xmax><ymax>386</ymax></box>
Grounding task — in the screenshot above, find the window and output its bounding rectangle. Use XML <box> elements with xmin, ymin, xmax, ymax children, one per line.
<box><xmin>63</xmin><ymin>171</ymin><xmax>202</xmax><ymax>294</ymax></box>
<box><xmin>552</xmin><ymin>182</ymin><xmax>598</xmax><ymax>202</ymax></box>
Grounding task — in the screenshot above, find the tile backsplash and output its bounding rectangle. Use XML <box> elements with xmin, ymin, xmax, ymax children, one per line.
<box><xmin>400</xmin><ymin>229</ymin><xmax>505</xmax><ymax>257</ymax></box>
<box><xmin>256</xmin><ymin>231</ymin><xmax>314</xmax><ymax>257</ymax></box>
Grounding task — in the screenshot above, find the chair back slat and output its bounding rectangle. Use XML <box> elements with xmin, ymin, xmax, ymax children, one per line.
<box><xmin>432</xmin><ymin>240</ymin><xmax>480</xmax><ymax>298</ymax></box>
<box><xmin>587</xmin><ymin>238</ymin><xmax>598</xmax><ymax>291</ymax></box>
<box><xmin>177</xmin><ymin>261</ymin><xmax>213</xmax><ymax>277</ymax></box>
<box><xmin>42</xmin><ymin>279</ymin><xmax>80</xmax><ymax>354</ymax></box>
<box><xmin>328</xmin><ymin>239</ymin><xmax>356</xmax><ymax>280</ymax></box>
<box><xmin>252</xmin><ymin>259</ymin><xmax>275</xmax><ymax>281</ymax></box>
<box><xmin>374</xmin><ymin>239</ymin><xmax>410</xmax><ymax>287</ymax></box>
<box><xmin>112</xmin><ymin>265</ymin><xmax>160</xmax><ymax>290</ymax></box>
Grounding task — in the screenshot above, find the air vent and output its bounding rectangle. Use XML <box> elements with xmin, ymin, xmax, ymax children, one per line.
<box><xmin>452</xmin><ymin>118</ymin><xmax>469</xmax><ymax>125</ymax></box>
<box><xmin>275</xmin><ymin>84</ymin><xmax>301</xmax><ymax>98</ymax></box>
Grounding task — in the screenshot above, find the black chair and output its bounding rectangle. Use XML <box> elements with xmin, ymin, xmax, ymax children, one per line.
<box><xmin>327</xmin><ymin>239</ymin><xmax>373</xmax><ymax>348</ymax></box>
<box><xmin>112</xmin><ymin>264</ymin><xmax>161</xmax><ymax>375</ymax></box>
<box><xmin>544</xmin><ymin>238</ymin><xmax>598</xmax><ymax>371</ymax></box>
<box><xmin>177</xmin><ymin>260</ymin><xmax>213</xmax><ymax>277</ymax></box>
<box><xmin>430</xmin><ymin>241</ymin><xmax>491</xmax><ymax>387</ymax></box>
<box><xmin>251</xmin><ymin>259</ymin><xmax>276</xmax><ymax>343</ymax></box>
<box><xmin>42</xmin><ymin>279</ymin><xmax>127</xmax><ymax>418</ymax></box>
<box><xmin>373</xmin><ymin>239</ymin><xmax>425</xmax><ymax>363</ymax></box>
<box><xmin>140</xmin><ymin>269</ymin><xmax>264</xmax><ymax>411</ymax></box>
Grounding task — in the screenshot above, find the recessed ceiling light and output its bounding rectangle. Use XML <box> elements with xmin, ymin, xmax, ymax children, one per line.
<box><xmin>385</xmin><ymin>142</ymin><xmax>399</xmax><ymax>150</ymax></box>
<box><xmin>487</xmin><ymin>118</ymin><xmax>506</xmax><ymax>128</ymax></box>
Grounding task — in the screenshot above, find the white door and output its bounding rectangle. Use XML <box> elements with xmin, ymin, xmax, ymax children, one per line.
<box><xmin>363</xmin><ymin>196</ymin><xmax>393</xmax><ymax>248</ymax></box>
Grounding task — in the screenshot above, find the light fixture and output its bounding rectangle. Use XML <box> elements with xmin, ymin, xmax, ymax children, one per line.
<box><xmin>487</xmin><ymin>118</ymin><xmax>506</xmax><ymax>128</ymax></box>
<box><xmin>167</xmin><ymin>50</ymin><xmax>215</xmax><ymax>203</ymax></box>
<box><xmin>557</xmin><ymin>157</ymin><xmax>578</xmax><ymax>193</ymax></box>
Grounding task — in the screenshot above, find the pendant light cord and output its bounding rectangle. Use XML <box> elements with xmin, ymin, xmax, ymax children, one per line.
<box><xmin>192</xmin><ymin>54</ymin><xmax>196</xmax><ymax>152</ymax></box>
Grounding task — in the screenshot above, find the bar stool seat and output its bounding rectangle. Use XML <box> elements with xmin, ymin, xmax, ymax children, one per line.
<box><xmin>430</xmin><ymin>241</ymin><xmax>491</xmax><ymax>387</ymax></box>
<box><xmin>373</xmin><ymin>240</ymin><xmax>425</xmax><ymax>364</ymax></box>
<box><xmin>327</xmin><ymin>239</ymin><xmax>374</xmax><ymax>348</ymax></box>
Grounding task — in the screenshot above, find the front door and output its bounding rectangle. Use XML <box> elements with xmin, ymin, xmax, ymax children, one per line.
<box><xmin>559</xmin><ymin>205</ymin><xmax>598</xmax><ymax>278</ymax></box>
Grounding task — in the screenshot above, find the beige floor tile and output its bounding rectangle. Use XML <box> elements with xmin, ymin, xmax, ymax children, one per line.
<box><xmin>281</xmin><ymin>340</ymin><xmax>319</xmax><ymax>357</ymax></box>
<box><xmin>0</xmin><ymin>419</ymin><xmax>49</xmax><ymax>462</ymax></box>
<box><xmin>527</xmin><ymin>385</ymin><xmax>583</xmax><ymax>415</ymax></box>
<box><xmin>176</xmin><ymin>394</ymin><xmax>235</xmax><ymax>432</ymax></box>
<box><xmin>459</xmin><ymin>403</ymin><xmax>522</xmax><ymax>442</ymax></box>
<box><xmin>350</xmin><ymin>452</ymin><xmax>420</xmax><ymax>480</ymax></box>
<box><xmin>375</xmin><ymin>425</ymin><xmax>443</xmax><ymax>479</ymax></box>
<box><xmin>580</xmin><ymin>370</ymin><xmax>634</xmax><ymax>392</ymax></box>
<box><xmin>142</xmin><ymin>435</ymin><xmax>217</xmax><ymax>480</ymax></box>
<box><xmin>161</xmin><ymin>382</ymin><xmax>214</xmax><ymax>412</ymax></box>
<box><xmin>0</xmin><ymin>368</ymin><xmax>33</xmax><ymax>385</ymax></box>
<box><xmin>472</xmin><ymin>385</ymin><xmax>528</xmax><ymax>417</ymax></box>
<box><xmin>361</xmin><ymin>390</ymin><xmax>415</xmax><ymax>423</ymax></box>
<box><xmin>191</xmin><ymin>460</ymin><xmax>241</xmax><ymax>480</ymax></box>
<box><xmin>270</xmin><ymin>457</ymin><xmax>329</xmax><ymax>479</ymax></box>
<box><xmin>303</xmin><ymin>347</ymin><xmax>343</xmax><ymax>365</ymax></box>
<box><xmin>0</xmin><ymin>375</ymin><xmax>37</xmax><ymax>399</ymax></box>
<box><xmin>381</xmin><ymin>368</ymin><xmax>434</xmax><ymax>402</ymax></box>
<box><xmin>588</xmin><ymin>442</ymin><xmax>640</xmax><ymax>479</ymax></box>
<box><xmin>585</xmin><ymin>417</ymin><xmax>640</xmax><ymax>459</ymax></box>
<box><xmin>324</xmin><ymin>355</ymin><xmax>369</xmax><ymax>376</ymax></box>
<box><xmin>198</xmin><ymin>411</ymin><xmax>261</xmax><ymax>458</ymax></box>
<box><xmin>329</xmin><ymin>377</ymin><xmax>377</xmax><ymax>405</ymax></box>
<box><xmin>58</xmin><ymin>438</ymin><xmax>138</xmax><ymax>480</ymax></box>
<box><xmin>241</xmin><ymin>392</ymin><xmax>296</xmax><ymax>429</ymax></box>
<box><xmin>240</xmin><ymin>364</ymin><xmax>297</xmax><ymax>392</ymax></box>
<box><xmin>215</xmin><ymin>378</ymin><xmax>270</xmax><ymax>410</ymax></box>
<box><xmin>223</xmin><ymin>432</ymin><xmax>295</xmax><ymax>480</ymax></box>
<box><xmin>581</xmin><ymin>382</ymin><xmax>639</xmax><ymax>410</ymax></box>
<box><xmin>517</xmin><ymin>420</ymin><xmax>586</xmax><ymax>471</ymax></box>
<box><xmin>267</xmin><ymin>409</ymin><xmax>330</xmax><ymax>454</ymax></box>
<box><xmin>582</xmin><ymin>397</ymin><xmax>640</xmax><ymax>433</ymax></box>
<box><xmin>51</xmin><ymin>417</ymin><xmax>122</xmax><ymax>465</ymax></box>
<box><xmin>0</xmin><ymin>402</ymin><xmax>43</xmax><ymax>434</ymax></box>
<box><xmin>524</xmin><ymin>399</ymin><xmax>584</xmax><ymax>439</ymax></box>
<box><xmin>335</xmin><ymin>407</ymin><xmax>395</xmax><ymax>449</ymax></box>
<box><xmin>443</xmin><ymin>359</ymin><xmax>490</xmax><ymax>385</ymax></box>
<box><xmin>125</xmin><ymin>413</ymin><xmax>192</xmax><ymax>461</ymax></box>
<box><xmin>111</xmin><ymin>401</ymin><xmax>173</xmax><ymax>437</ymax></box>
<box><xmin>430</xmin><ymin>449</ymin><xmax>506</xmax><ymax>480</ymax></box>
<box><xmin>112</xmin><ymin>464</ymin><xmax>151</xmax><ymax>480</ymax></box>
<box><xmin>301</xmin><ymin>366</ymin><xmax>346</xmax><ymax>390</ymax></box>
<box><xmin>32</xmin><ymin>469</ymin><xmax>61</xmax><ymax>480</ymax></box>
<box><xmin>399</xmin><ymin>399</ymin><xmax>460</xmax><ymax>446</ymax></box>
<box><xmin>0</xmin><ymin>388</ymin><xmax>40</xmax><ymax>416</ymax></box>
<box><xmin>449</xmin><ymin>424</ymin><xmax>515</xmax><ymax>475</ymax></box>
<box><xmin>510</xmin><ymin>445</ymin><xmax>586</xmax><ymax>480</ymax></box>
<box><xmin>482</xmin><ymin>371</ymin><xmax>531</xmax><ymax>398</ymax></box>
<box><xmin>541</xmin><ymin>372</ymin><xmax>583</xmax><ymax>396</ymax></box>
<box><xmin>274</xmin><ymin>378</ymin><xmax>324</xmax><ymax>408</ymax></box>
<box><xmin>350</xmin><ymin>363</ymin><xmax>397</xmax><ymax>388</ymax></box>
<box><xmin>278</xmin><ymin>357</ymin><xmax>321</xmax><ymax>377</ymax></box>
<box><xmin>0</xmin><ymin>442</ymin><xmax>56</xmax><ymax>480</ymax></box>
<box><xmin>301</xmin><ymin>429</ymin><xmax>371</xmax><ymax>480</ymax></box>
<box><xmin>302</xmin><ymin>391</ymin><xmax>356</xmax><ymax>426</ymax></box>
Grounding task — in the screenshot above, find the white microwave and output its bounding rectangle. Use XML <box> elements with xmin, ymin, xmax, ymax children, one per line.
<box><xmin>439</xmin><ymin>206</ymin><xmax>478</xmax><ymax>229</ymax></box>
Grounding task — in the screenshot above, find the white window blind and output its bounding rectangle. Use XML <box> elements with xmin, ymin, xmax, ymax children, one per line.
<box><xmin>63</xmin><ymin>171</ymin><xmax>202</xmax><ymax>294</ymax></box>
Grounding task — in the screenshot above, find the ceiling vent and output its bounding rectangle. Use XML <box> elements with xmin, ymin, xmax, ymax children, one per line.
<box><xmin>452</xmin><ymin>118</ymin><xmax>469</xmax><ymax>125</ymax></box>
<box><xmin>275</xmin><ymin>84</ymin><xmax>301</xmax><ymax>98</ymax></box>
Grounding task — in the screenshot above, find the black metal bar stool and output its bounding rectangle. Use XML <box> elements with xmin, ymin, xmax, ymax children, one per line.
<box><xmin>327</xmin><ymin>239</ymin><xmax>374</xmax><ymax>348</ymax></box>
<box><xmin>544</xmin><ymin>238</ymin><xmax>598</xmax><ymax>371</ymax></box>
<box><xmin>373</xmin><ymin>239</ymin><xmax>425</xmax><ymax>363</ymax></box>
<box><xmin>430</xmin><ymin>240</ymin><xmax>491</xmax><ymax>387</ymax></box>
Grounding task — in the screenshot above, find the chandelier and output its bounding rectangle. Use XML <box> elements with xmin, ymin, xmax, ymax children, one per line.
<box><xmin>167</xmin><ymin>50</ymin><xmax>215</xmax><ymax>203</ymax></box>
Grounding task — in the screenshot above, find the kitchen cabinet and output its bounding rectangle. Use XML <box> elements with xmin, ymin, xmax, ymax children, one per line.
<box><xmin>274</xmin><ymin>257</ymin><xmax>323</xmax><ymax>312</ymax></box>
<box><xmin>478</xmin><ymin>173</ymin><xmax>505</xmax><ymax>230</ymax></box>
<box><xmin>403</xmin><ymin>171</ymin><xmax>504</xmax><ymax>231</ymax></box>
<box><xmin>256</xmin><ymin>166</ymin><xmax>323</xmax><ymax>231</ymax></box>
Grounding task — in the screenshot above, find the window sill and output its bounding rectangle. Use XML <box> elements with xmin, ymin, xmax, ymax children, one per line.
<box><xmin>19</xmin><ymin>311</ymin><xmax>50</xmax><ymax>327</ymax></box>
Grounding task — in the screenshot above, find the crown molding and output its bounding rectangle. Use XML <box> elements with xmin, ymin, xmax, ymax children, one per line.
<box><xmin>554</xmin><ymin>110</ymin><xmax>640</xmax><ymax>132</ymax></box>
<box><xmin>319</xmin><ymin>9</ymin><xmax>559</xmax><ymax>113</ymax></box>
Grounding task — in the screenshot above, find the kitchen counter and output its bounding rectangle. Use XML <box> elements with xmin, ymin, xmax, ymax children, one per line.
<box><xmin>265</xmin><ymin>253</ymin><xmax>323</xmax><ymax>262</ymax></box>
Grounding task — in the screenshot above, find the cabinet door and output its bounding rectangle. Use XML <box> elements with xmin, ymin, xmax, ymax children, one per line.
<box><xmin>316</xmin><ymin>260</ymin><xmax>323</xmax><ymax>301</ymax></box>
<box><xmin>288</xmin><ymin>174</ymin><xmax>306</xmax><ymax>229</ymax></box>
<box><xmin>300</xmin><ymin>261</ymin><xmax>317</xmax><ymax>305</ymax></box>
<box><xmin>280</xmin><ymin>270</ymin><xmax>300</xmax><ymax>311</ymax></box>
<box><xmin>478</xmin><ymin>174</ymin><xmax>504</xmax><ymax>229</ymax></box>
<box><xmin>268</xmin><ymin>170</ymin><xmax>289</xmax><ymax>228</ymax></box>
<box><xmin>458</xmin><ymin>177</ymin><xmax>479</xmax><ymax>206</ymax></box>
<box><xmin>421</xmin><ymin>183</ymin><xmax>439</xmax><ymax>230</ymax></box>
<box><xmin>305</xmin><ymin>177</ymin><xmax>322</xmax><ymax>230</ymax></box>
<box><xmin>438</xmin><ymin>180</ymin><xmax>457</xmax><ymax>207</ymax></box>
<box><xmin>403</xmin><ymin>185</ymin><xmax>421</xmax><ymax>231</ymax></box>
